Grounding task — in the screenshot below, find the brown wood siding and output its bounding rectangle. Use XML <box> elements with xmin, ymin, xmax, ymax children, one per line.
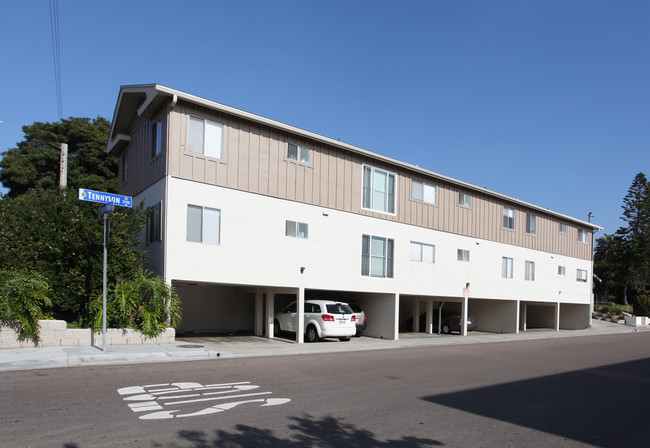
<box><xmin>163</xmin><ymin>100</ymin><xmax>593</xmax><ymax>260</ymax></box>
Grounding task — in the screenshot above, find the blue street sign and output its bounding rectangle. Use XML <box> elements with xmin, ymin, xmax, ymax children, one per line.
<box><xmin>78</xmin><ymin>188</ymin><xmax>132</xmax><ymax>208</ymax></box>
<box><xmin>99</xmin><ymin>202</ymin><xmax>114</xmax><ymax>217</ymax></box>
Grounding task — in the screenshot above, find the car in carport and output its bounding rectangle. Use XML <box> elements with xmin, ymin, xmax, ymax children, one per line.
<box><xmin>274</xmin><ymin>300</ymin><xmax>356</xmax><ymax>342</ymax></box>
<box><xmin>407</xmin><ymin>311</ymin><xmax>477</xmax><ymax>334</ymax></box>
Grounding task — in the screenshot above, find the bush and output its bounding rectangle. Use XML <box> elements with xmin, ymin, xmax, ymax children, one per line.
<box><xmin>0</xmin><ymin>270</ymin><xmax>52</xmax><ymax>342</ymax></box>
<box><xmin>603</xmin><ymin>303</ymin><xmax>623</xmax><ymax>316</ymax></box>
<box><xmin>634</xmin><ymin>295</ymin><xmax>650</xmax><ymax>317</ymax></box>
<box><xmin>92</xmin><ymin>268</ymin><xmax>181</xmax><ymax>337</ymax></box>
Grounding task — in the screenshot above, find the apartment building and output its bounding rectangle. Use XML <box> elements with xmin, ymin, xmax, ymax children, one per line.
<box><xmin>107</xmin><ymin>84</ymin><xmax>600</xmax><ymax>343</ymax></box>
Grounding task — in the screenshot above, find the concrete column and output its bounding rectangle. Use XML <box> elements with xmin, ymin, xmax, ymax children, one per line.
<box><xmin>254</xmin><ymin>290</ymin><xmax>263</xmax><ymax>336</ymax></box>
<box><xmin>296</xmin><ymin>287</ymin><xmax>305</xmax><ymax>344</ymax></box>
<box><xmin>412</xmin><ymin>298</ymin><xmax>421</xmax><ymax>332</ymax></box>
<box><xmin>266</xmin><ymin>292</ymin><xmax>275</xmax><ymax>338</ymax></box>
<box><xmin>392</xmin><ymin>293</ymin><xmax>400</xmax><ymax>340</ymax></box>
<box><xmin>425</xmin><ymin>300</ymin><xmax>434</xmax><ymax>334</ymax></box>
<box><xmin>461</xmin><ymin>295</ymin><xmax>468</xmax><ymax>336</ymax></box>
<box><xmin>555</xmin><ymin>302</ymin><xmax>561</xmax><ymax>331</ymax></box>
<box><xmin>515</xmin><ymin>299</ymin><xmax>520</xmax><ymax>334</ymax></box>
<box><xmin>521</xmin><ymin>303</ymin><xmax>527</xmax><ymax>332</ymax></box>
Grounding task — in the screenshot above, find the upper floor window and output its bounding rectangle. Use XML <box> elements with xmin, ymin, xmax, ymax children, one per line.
<box><xmin>187</xmin><ymin>204</ymin><xmax>220</xmax><ymax>245</ymax></box>
<box><xmin>559</xmin><ymin>223</ymin><xmax>567</xmax><ymax>233</ymax></box>
<box><xmin>457</xmin><ymin>249</ymin><xmax>470</xmax><ymax>262</ymax></box>
<box><xmin>558</xmin><ymin>266</ymin><xmax>566</xmax><ymax>275</ymax></box>
<box><xmin>287</xmin><ymin>143</ymin><xmax>311</xmax><ymax>164</ymax></box>
<box><xmin>286</xmin><ymin>220</ymin><xmax>308</xmax><ymax>238</ymax></box>
<box><xmin>578</xmin><ymin>229</ymin><xmax>589</xmax><ymax>243</ymax></box>
<box><xmin>411</xmin><ymin>180</ymin><xmax>436</xmax><ymax>205</ymax></box>
<box><xmin>189</xmin><ymin>116</ymin><xmax>222</xmax><ymax>159</ymax></box>
<box><xmin>577</xmin><ymin>269</ymin><xmax>588</xmax><ymax>282</ymax></box>
<box><xmin>503</xmin><ymin>207</ymin><xmax>515</xmax><ymax>230</ymax></box>
<box><xmin>362</xmin><ymin>165</ymin><xmax>396</xmax><ymax>214</ymax></box>
<box><xmin>502</xmin><ymin>257</ymin><xmax>513</xmax><ymax>279</ymax></box>
<box><xmin>526</xmin><ymin>213</ymin><xmax>536</xmax><ymax>235</ymax></box>
<box><xmin>525</xmin><ymin>260</ymin><xmax>535</xmax><ymax>281</ymax></box>
<box><xmin>459</xmin><ymin>192</ymin><xmax>472</xmax><ymax>208</ymax></box>
<box><xmin>361</xmin><ymin>234</ymin><xmax>394</xmax><ymax>278</ymax></box>
<box><xmin>120</xmin><ymin>151</ymin><xmax>128</xmax><ymax>183</ymax></box>
<box><xmin>410</xmin><ymin>241</ymin><xmax>435</xmax><ymax>263</ymax></box>
<box><xmin>152</xmin><ymin>120</ymin><xmax>162</xmax><ymax>158</ymax></box>
<box><xmin>146</xmin><ymin>201</ymin><xmax>162</xmax><ymax>244</ymax></box>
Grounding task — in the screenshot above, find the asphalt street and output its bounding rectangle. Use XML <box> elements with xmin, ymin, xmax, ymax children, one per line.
<box><xmin>2</xmin><ymin>331</ymin><xmax>649</xmax><ymax>447</ymax></box>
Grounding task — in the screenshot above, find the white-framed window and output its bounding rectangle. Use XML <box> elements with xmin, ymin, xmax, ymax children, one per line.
<box><xmin>578</xmin><ymin>229</ymin><xmax>588</xmax><ymax>243</ymax></box>
<box><xmin>558</xmin><ymin>266</ymin><xmax>566</xmax><ymax>275</ymax></box>
<box><xmin>410</xmin><ymin>241</ymin><xmax>435</xmax><ymax>263</ymax></box>
<box><xmin>525</xmin><ymin>260</ymin><xmax>535</xmax><ymax>281</ymax></box>
<box><xmin>286</xmin><ymin>220</ymin><xmax>308</xmax><ymax>238</ymax></box>
<box><xmin>526</xmin><ymin>213</ymin><xmax>536</xmax><ymax>235</ymax></box>
<box><xmin>411</xmin><ymin>180</ymin><xmax>436</xmax><ymax>205</ymax></box>
<box><xmin>577</xmin><ymin>269</ymin><xmax>588</xmax><ymax>282</ymax></box>
<box><xmin>459</xmin><ymin>192</ymin><xmax>472</xmax><ymax>207</ymax></box>
<box><xmin>187</xmin><ymin>205</ymin><xmax>220</xmax><ymax>245</ymax></box>
<box><xmin>362</xmin><ymin>165</ymin><xmax>396</xmax><ymax>214</ymax></box>
<box><xmin>146</xmin><ymin>201</ymin><xmax>162</xmax><ymax>244</ymax></box>
<box><xmin>152</xmin><ymin>120</ymin><xmax>162</xmax><ymax>158</ymax></box>
<box><xmin>287</xmin><ymin>143</ymin><xmax>311</xmax><ymax>164</ymax></box>
<box><xmin>361</xmin><ymin>234</ymin><xmax>394</xmax><ymax>278</ymax></box>
<box><xmin>189</xmin><ymin>115</ymin><xmax>223</xmax><ymax>159</ymax></box>
<box><xmin>120</xmin><ymin>151</ymin><xmax>128</xmax><ymax>183</ymax></box>
<box><xmin>502</xmin><ymin>257</ymin><xmax>513</xmax><ymax>279</ymax></box>
<box><xmin>503</xmin><ymin>207</ymin><xmax>515</xmax><ymax>229</ymax></box>
<box><xmin>457</xmin><ymin>249</ymin><xmax>470</xmax><ymax>262</ymax></box>
<box><xmin>559</xmin><ymin>223</ymin><xmax>567</xmax><ymax>234</ymax></box>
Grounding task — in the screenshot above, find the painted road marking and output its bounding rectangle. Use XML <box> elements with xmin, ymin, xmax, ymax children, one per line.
<box><xmin>118</xmin><ymin>381</ymin><xmax>290</xmax><ymax>420</ymax></box>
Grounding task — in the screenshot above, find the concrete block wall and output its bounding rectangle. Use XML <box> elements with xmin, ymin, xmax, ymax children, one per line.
<box><xmin>0</xmin><ymin>320</ymin><xmax>175</xmax><ymax>348</ymax></box>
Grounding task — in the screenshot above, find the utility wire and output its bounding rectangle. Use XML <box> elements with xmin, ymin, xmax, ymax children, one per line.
<box><xmin>49</xmin><ymin>0</ymin><xmax>63</xmax><ymax>120</ymax></box>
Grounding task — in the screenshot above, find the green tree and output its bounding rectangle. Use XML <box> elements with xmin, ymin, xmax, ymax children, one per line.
<box><xmin>0</xmin><ymin>117</ymin><xmax>115</xmax><ymax>197</ymax></box>
<box><xmin>0</xmin><ymin>269</ymin><xmax>52</xmax><ymax>343</ymax></box>
<box><xmin>0</xmin><ymin>189</ymin><xmax>146</xmax><ymax>325</ymax></box>
<box><xmin>594</xmin><ymin>233</ymin><xmax>625</xmax><ymax>303</ymax></box>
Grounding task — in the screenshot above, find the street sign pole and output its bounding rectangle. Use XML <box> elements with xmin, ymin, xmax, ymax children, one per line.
<box><xmin>102</xmin><ymin>213</ymin><xmax>109</xmax><ymax>351</ymax></box>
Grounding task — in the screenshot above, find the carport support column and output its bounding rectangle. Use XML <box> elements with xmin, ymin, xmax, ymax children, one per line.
<box><xmin>296</xmin><ymin>287</ymin><xmax>305</xmax><ymax>344</ymax></box>
<box><xmin>426</xmin><ymin>300</ymin><xmax>434</xmax><ymax>334</ymax></box>
<box><xmin>461</xmin><ymin>294</ymin><xmax>468</xmax><ymax>336</ymax></box>
<box><xmin>412</xmin><ymin>298</ymin><xmax>421</xmax><ymax>332</ymax></box>
<box><xmin>555</xmin><ymin>302</ymin><xmax>560</xmax><ymax>331</ymax></box>
<box><xmin>266</xmin><ymin>292</ymin><xmax>275</xmax><ymax>339</ymax></box>
<box><xmin>255</xmin><ymin>290</ymin><xmax>263</xmax><ymax>336</ymax></box>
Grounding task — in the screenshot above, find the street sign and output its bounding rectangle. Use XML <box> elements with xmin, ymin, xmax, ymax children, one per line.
<box><xmin>99</xmin><ymin>202</ymin><xmax>114</xmax><ymax>217</ymax></box>
<box><xmin>78</xmin><ymin>188</ymin><xmax>132</xmax><ymax>208</ymax></box>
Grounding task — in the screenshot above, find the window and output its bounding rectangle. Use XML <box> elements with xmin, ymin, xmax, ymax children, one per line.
<box><xmin>410</xmin><ymin>241</ymin><xmax>435</xmax><ymax>263</ymax></box>
<box><xmin>503</xmin><ymin>207</ymin><xmax>515</xmax><ymax>229</ymax></box>
<box><xmin>578</xmin><ymin>229</ymin><xmax>588</xmax><ymax>243</ymax></box>
<box><xmin>525</xmin><ymin>261</ymin><xmax>535</xmax><ymax>281</ymax></box>
<box><xmin>577</xmin><ymin>269</ymin><xmax>588</xmax><ymax>282</ymax></box>
<box><xmin>559</xmin><ymin>223</ymin><xmax>567</xmax><ymax>233</ymax></box>
<box><xmin>187</xmin><ymin>205</ymin><xmax>220</xmax><ymax>244</ymax></box>
<box><xmin>411</xmin><ymin>180</ymin><xmax>436</xmax><ymax>205</ymax></box>
<box><xmin>152</xmin><ymin>120</ymin><xmax>162</xmax><ymax>158</ymax></box>
<box><xmin>189</xmin><ymin>116</ymin><xmax>223</xmax><ymax>159</ymax></box>
<box><xmin>558</xmin><ymin>266</ymin><xmax>566</xmax><ymax>275</ymax></box>
<box><xmin>526</xmin><ymin>213</ymin><xmax>536</xmax><ymax>235</ymax></box>
<box><xmin>459</xmin><ymin>192</ymin><xmax>472</xmax><ymax>207</ymax></box>
<box><xmin>361</xmin><ymin>235</ymin><xmax>394</xmax><ymax>278</ymax></box>
<box><xmin>502</xmin><ymin>257</ymin><xmax>513</xmax><ymax>279</ymax></box>
<box><xmin>285</xmin><ymin>220</ymin><xmax>308</xmax><ymax>238</ymax></box>
<box><xmin>146</xmin><ymin>201</ymin><xmax>162</xmax><ymax>244</ymax></box>
<box><xmin>457</xmin><ymin>249</ymin><xmax>470</xmax><ymax>262</ymax></box>
<box><xmin>362</xmin><ymin>165</ymin><xmax>396</xmax><ymax>214</ymax></box>
<box><xmin>287</xmin><ymin>143</ymin><xmax>311</xmax><ymax>164</ymax></box>
<box><xmin>120</xmin><ymin>151</ymin><xmax>128</xmax><ymax>183</ymax></box>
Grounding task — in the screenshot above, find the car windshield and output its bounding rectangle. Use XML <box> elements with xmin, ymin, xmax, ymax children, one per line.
<box><xmin>326</xmin><ymin>304</ymin><xmax>353</xmax><ymax>315</ymax></box>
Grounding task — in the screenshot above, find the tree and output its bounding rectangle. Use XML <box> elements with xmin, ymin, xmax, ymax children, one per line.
<box><xmin>0</xmin><ymin>117</ymin><xmax>115</xmax><ymax>197</ymax></box>
<box><xmin>0</xmin><ymin>188</ymin><xmax>146</xmax><ymax>325</ymax></box>
<box><xmin>594</xmin><ymin>233</ymin><xmax>625</xmax><ymax>303</ymax></box>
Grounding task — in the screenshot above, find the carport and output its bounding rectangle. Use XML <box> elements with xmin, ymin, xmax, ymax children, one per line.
<box><xmin>520</xmin><ymin>301</ymin><xmax>560</xmax><ymax>331</ymax></box>
<box><xmin>400</xmin><ymin>295</ymin><xmax>471</xmax><ymax>336</ymax></box>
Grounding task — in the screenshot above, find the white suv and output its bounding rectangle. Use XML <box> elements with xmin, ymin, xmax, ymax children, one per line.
<box><xmin>274</xmin><ymin>300</ymin><xmax>356</xmax><ymax>342</ymax></box>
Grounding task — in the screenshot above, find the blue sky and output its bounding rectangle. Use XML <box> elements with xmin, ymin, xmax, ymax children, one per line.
<box><xmin>1</xmin><ymin>0</ymin><xmax>648</xmax><ymax>237</ymax></box>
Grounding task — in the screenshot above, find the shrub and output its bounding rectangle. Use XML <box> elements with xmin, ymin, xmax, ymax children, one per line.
<box><xmin>92</xmin><ymin>268</ymin><xmax>181</xmax><ymax>337</ymax></box>
<box><xmin>603</xmin><ymin>303</ymin><xmax>623</xmax><ymax>316</ymax></box>
<box><xmin>0</xmin><ymin>270</ymin><xmax>52</xmax><ymax>342</ymax></box>
<box><xmin>634</xmin><ymin>295</ymin><xmax>650</xmax><ymax>317</ymax></box>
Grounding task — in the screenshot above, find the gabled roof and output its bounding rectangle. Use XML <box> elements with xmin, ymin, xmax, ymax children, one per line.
<box><xmin>107</xmin><ymin>84</ymin><xmax>601</xmax><ymax>231</ymax></box>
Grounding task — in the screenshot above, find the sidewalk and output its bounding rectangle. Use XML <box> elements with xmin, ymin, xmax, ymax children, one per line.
<box><xmin>1</xmin><ymin>320</ymin><xmax>647</xmax><ymax>372</ymax></box>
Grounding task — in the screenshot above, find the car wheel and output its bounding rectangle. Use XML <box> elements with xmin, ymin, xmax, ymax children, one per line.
<box><xmin>306</xmin><ymin>325</ymin><xmax>319</xmax><ymax>343</ymax></box>
<box><xmin>339</xmin><ymin>337</ymin><xmax>351</xmax><ymax>342</ymax></box>
<box><xmin>442</xmin><ymin>323</ymin><xmax>451</xmax><ymax>334</ymax></box>
<box><xmin>273</xmin><ymin>320</ymin><xmax>281</xmax><ymax>337</ymax></box>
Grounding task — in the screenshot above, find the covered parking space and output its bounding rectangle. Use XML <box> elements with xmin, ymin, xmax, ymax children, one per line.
<box><xmin>520</xmin><ymin>301</ymin><xmax>560</xmax><ymax>331</ymax></box>
<box><xmin>399</xmin><ymin>295</ymin><xmax>471</xmax><ymax>336</ymax></box>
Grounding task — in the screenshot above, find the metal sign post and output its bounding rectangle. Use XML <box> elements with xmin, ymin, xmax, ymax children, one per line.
<box><xmin>80</xmin><ymin>190</ymin><xmax>131</xmax><ymax>352</ymax></box>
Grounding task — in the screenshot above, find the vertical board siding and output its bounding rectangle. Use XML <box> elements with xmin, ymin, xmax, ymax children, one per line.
<box><xmin>162</xmin><ymin>100</ymin><xmax>593</xmax><ymax>260</ymax></box>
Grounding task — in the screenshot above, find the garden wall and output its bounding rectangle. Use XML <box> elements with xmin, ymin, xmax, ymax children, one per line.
<box><xmin>0</xmin><ymin>320</ymin><xmax>175</xmax><ymax>348</ymax></box>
